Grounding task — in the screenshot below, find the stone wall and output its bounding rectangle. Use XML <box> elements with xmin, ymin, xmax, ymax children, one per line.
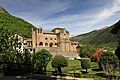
<box><xmin>32</xmin><ymin>28</ymin><xmax>79</xmax><ymax>56</ymax></box>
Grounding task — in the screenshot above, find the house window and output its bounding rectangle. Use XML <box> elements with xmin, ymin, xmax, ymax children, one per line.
<box><xmin>39</xmin><ymin>42</ymin><xmax>43</xmax><ymax>46</ymax></box>
<box><xmin>30</xmin><ymin>49</ymin><xmax>32</xmax><ymax>51</ymax></box>
<box><xmin>24</xmin><ymin>43</ymin><xmax>27</xmax><ymax>45</ymax></box>
<box><xmin>50</xmin><ymin>38</ymin><xmax>52</xmax><ymax>40</ymax></box>
<box><xmin>55</xmin><ymin>38</ymin><xmax>56</xmax><ymax>40</ymax></box>
<box><xmin>28</xmin><ymin>42</ymin><xmax>31</xmax><ymax>47</ymax></box>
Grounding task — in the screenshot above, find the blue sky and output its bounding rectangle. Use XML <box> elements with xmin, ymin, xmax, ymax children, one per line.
<box><xmin>0</xmin><ymin>0</ymin><xmax>120</xmax><ymax>36</ymax></box>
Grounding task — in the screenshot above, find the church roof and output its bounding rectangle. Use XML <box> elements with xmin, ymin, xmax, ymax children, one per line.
<box><xmin>52</xmin><ymin>27</ymin><xmax>69</xmax><ymax>33</ymax></box>
<box><xmin>111</xmin><ymin>20</ymin><xmax>120</xmax><ymax>34</ymax></box>
<box><xmin>52</xmin><ymin>27</ymin><xmax>65</xmax><ymax>31</ymax></box>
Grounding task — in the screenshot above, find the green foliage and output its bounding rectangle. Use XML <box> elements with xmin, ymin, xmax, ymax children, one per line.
<box><xmin>0</xmin><ymin>28</ymin><xmax>32</xmax><ymax>75</ymax></box>
<box><xmin>115</xmin><ymin>47</ymin><xmax>120</xmax><ymax>61</ymax></box>
<box><xmin>99</xmin><ymin>51</ymin><xmax>119</xmax><ymax>75</ymax></box>
<box><xmin>22</xmin><ymin>50</ymin><xmax>31</xmax><ymax>64</ymax></box>
<box><xmin>79</xmin><ymin>45</ymin><xmax>96</xmax><ymax>58</ymax></box>
<box><xmin>73</xmin><ymin>26</ymin><xmax>117</xmax><ymax>44</ymax></box>
<box><xmin>51</xmin><ymin>55</ymin><xmax>68</xmax><ymax>74</ymax></box>
<box><xmin>52</xmin><ymin>55</ymin><xmax>68</xmax><ymax>68</ymax></box>
<box><xmin>47</xmin><ymin>58</ymin><xmax>80</xmax><ymax>72</ymax></box>
<box><xmin>71</xmin><ymin>23</ymin><xmax>119</xmax><ymax>50</ymax></box>
<box><xmin>0</xmin><ymin>28</ymin><xmax>17</xmax><ymax>62</ymax></box>
<box><xmin>0</xmin><ymin>12</ymin><xmax>35</xmax><ymax>38</ymax></box>
<box><xmin>81</xmin><ymin>58</ymin><xmax>91</xmax><ymax>72</ymax></box>
<box><xmin>32</xmin><ymin>49</ymin><xmax>52</xmax><ymax>73</ymax></box>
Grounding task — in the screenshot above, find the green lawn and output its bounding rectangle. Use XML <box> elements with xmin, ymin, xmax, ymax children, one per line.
<box><xmin>47</xmin><ymin>58</ymin><xmax>99</xmax><ymax>72</ymax></box>
<box><xmin>47</xmin><ymin>58</ymin><xmax>81</xmax><ymax>72</ymax></box>
<box><xmin>47</xmin><ymin>58</ymin><xmax>106</xmax><ymax>80</ymax></box>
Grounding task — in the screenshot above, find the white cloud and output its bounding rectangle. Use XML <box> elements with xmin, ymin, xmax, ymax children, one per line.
<box><xmin>7</xmin><ymin>0</ymin><xmax>120</xmax><ymax>36</ymax></box>
<box><xmin>37</xmin><ymin>0</ymin><xmax>120</xmax><ymax>36</ymax></box>
<box><xmin>96</xmin><ymin>0</ymin><xmax>120</xmax><ymax>22</ymax></box>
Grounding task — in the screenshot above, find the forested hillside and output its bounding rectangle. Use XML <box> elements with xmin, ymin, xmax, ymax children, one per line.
<box><xmin>72</xmin><ymin>21</ymin><xmax>119</xmax><ymax>50</ymax></box>
<box><xmin>0</xmin><ymin>7</ymin><xmax>35</xmax><ymax>38</ymax></box>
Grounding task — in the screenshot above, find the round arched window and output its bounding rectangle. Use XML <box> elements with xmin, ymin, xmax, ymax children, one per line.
<box><xmin>45</xmin><ymin>43</ymin><xmax>48</xmax><ymax>46</ymax></box>
<box><xmin>39</xmin><ymin>42</ymin><xmax>43</xmax><ymax>46</ymax></box>
<box><xmin>49</xmin><ymin>43</ymin><xmax>53</xmax><ymax>47</ymax></box>
<box><xmin>55</xmin><ymin>43</ymin><xmax>57</xmax><ymax>45</ymax></box>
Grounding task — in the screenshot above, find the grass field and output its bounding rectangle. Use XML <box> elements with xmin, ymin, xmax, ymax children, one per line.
<box><xmin>47</xmin><ymin>58</ymin><xmax>107</xmax><ymax>80</ymax></box>
<box><xmin>47</xmin><ymin>58</ymin><xmax>81</xmax><ymax>72</ymax></box>
<box><xmin>47</xmin><ymin>58</ymin><xmax>99</xmax><ymax>72</ymax></box>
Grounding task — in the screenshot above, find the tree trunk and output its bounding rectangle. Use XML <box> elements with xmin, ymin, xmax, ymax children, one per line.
<box><xmin>119</xmin><ymin>61</ymin><xmax>120</xmax><ymax>68</ymax></box>
<box><xmin>86</xmin><ymin>68</ymin><xmax>87</xmax><ymax>73</ymax></box>
<box><xmin>43</xmin><ymin>67</ymin><xmax>46</xmax><ymax>74</ymax></box>
<box><xmin>58</xmin><ymin>67</ymin><xmax>62</xmax><ymax>75</ymax></box>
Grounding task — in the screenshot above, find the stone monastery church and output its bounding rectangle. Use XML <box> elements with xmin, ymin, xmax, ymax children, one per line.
<box><xmin>22</xmin><ymin>28</ymin><xmax>79</xmax><ymax>57</ymax></box>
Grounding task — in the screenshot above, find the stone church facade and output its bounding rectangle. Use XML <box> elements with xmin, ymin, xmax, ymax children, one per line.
<box><xmin>31</xmin><ymin>28</ymin><xmax>79</xmax><ymax>57</ymax></box>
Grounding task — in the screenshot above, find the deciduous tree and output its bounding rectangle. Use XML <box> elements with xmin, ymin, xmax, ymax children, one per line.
<box><xmin>81</xmin><ymin>58</ymin><xmax>91</xmax><ymax>73</ymax></box>
<box><xmin>99</xmin><ymin>52</ymin><xmax>119</xmax><ymax>75</ymax></box>
<box><xmin>51</xmin><ymin>55</ymin><xmax>68</xmax><ymax>75</ymax></box>
<box><xmin>32</xmin><ymin>49</ymin><xmax>52</xmax><ymax>73</ymax></box>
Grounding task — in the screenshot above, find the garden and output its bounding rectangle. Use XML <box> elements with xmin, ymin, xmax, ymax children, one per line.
<box><xmin>0</xmin><ymin>28</ymin><xmax>120</xmax><ymax>80</ymax></box>
<box><xmin>46</xmin><ymin>45</ymin><xmax>120</xmax><ymax>80</ymax></box>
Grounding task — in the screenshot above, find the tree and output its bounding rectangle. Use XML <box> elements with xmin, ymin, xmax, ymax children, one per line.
<box><xmin>32</xmin><ymin>49</ymin><xmax>52</xmax><ymax>73</ymax></box>
<box><xmin>51</xmin><ymin>55</ymin><xmax>68</xmax><ymax>75</ymax></box>
<box><xmin>0</xmin><ymin>28</ymin><xmax>27</xmax><ymax>75</ymax></box>
<box><xmin>81</xmin><ymin>58</ymin><xmax>91</xmax><ymax>73</ymax></box>
<box><xmin>115</xmin><ymin>47</ymin><xmax>120</xmax><ymax>67</ymax></box>
<box><xmin>99</xmin><ymin>51</ymin><xmax>119</xmax><ymax>75</ymax></box>
<box><xmin>0</xmin><ymin>28</ymin><xmax>17</xmax><ymax>63</ymax></box>
<box><xmin>79</xmin><ymin>45</ymin><xmax>96</xmax><ymax>58</ymax></box>
<box><xmin>92</xmin><ymin>48</ymin><xmax>104</xmax><ymax>63</ymax></box>
<box><xmin>79</xmin><ymin>46</ymin><xmax>88</xmax><ymax>58</ymax></box>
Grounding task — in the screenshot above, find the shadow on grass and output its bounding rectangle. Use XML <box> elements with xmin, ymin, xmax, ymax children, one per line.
<box><xmin>80</xmin><ymin>71</ymin><xmax>88</xmax><ymax>74</ymax></box>
<box><xmin>92</xmin><ymin>68</ymin><xmax>102</xmax><ymax>71</ymax></box>
<box><xmin>30</xmin><ymin>74</ymin><xmax>57</xmax><ymax>80</ymax></box>
<box><xmin>95</xmin><ymin>73</ymin><xmax>106</xmax><ymax>77</ymax></box>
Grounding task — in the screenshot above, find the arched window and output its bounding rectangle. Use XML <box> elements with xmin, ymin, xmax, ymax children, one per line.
<box><xmin>55</xmin><ymin>43</ymin><xmax>57</xmax><ymax>45</ymax></box>
<box><xmin>49</xmin><ymin>43</ymin><xmax>53</xmax><ymax>47</ymax></box>
<box><xmin>45</xmin><ymin>43</ymin><xmax>48</xmax><ymax>46</ymax></box>
<box><xmin>39</xmin><ymin>42</ymin><xmax>43</xmax><ymax>46</ymax></box>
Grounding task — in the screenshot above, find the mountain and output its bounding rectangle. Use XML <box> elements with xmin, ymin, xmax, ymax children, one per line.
<box><xmin>72</xmin><ymin>21</ymin><xmax>119</xmax><ymax>50</ymax></box>
<box><xmin>0</xmin><ymin>7</ymin><xmax>35</xmax><ymax>38</ymax></box>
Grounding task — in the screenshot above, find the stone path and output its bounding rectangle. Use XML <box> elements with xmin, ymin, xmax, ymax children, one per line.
<box><xmin>56</xmin><ymin>76</ymin><xmax>94</xmax><ymax>80</ymax></box>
